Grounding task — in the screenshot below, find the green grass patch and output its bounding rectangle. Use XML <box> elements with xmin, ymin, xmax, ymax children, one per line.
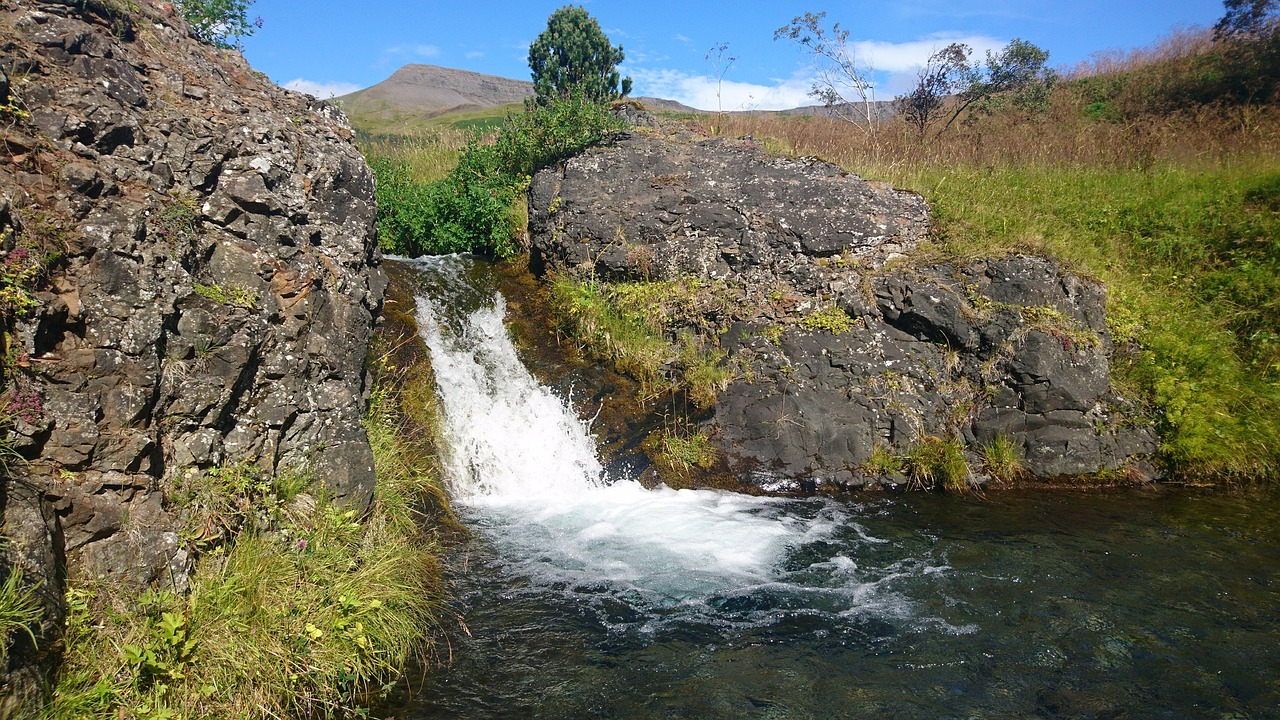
<box><xmin>0</xmin><ymin>565</ymin><xmax>40</xmax><ymax>668</ymax></box>
<box><xmin>642</xmin><ymin>428</ymin><xmax>717</xmax><ymax>487</ymax></box>
<box><xmin>981</xmin><ymin>434</ymin><xmax>1027</xmax><ymax>483</ymax></box>
<box><xmin>866</xmin><ymin>160</ymin><xmax>1280</xmax><ymax>481</ymax></box>
<box><xmin>800</xmin><ymin>305</ymin><xmax>855</xmax><ymax>334</ymax></box>
<box><xmin>547</xmin><ymin>275</ymin><xmax>674</xmax><ymax>394</ymax></box>
<box><xmin>547</xmin><ymin>275</ymin><xmax>736</xmax><ymax>406</ymax></box>
<box><xmin>47</xmin><ymin>368</ymin><xmax>452</xmax><ymax>718</ymax></box>
<box><xmin>903</xmin><ymin>436</ymin><xmax>972</xmax><ymax>492</ymax></box>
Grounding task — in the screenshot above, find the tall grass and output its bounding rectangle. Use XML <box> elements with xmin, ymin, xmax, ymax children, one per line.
<box><xmin>712</xmin><ymin>39</ymin><xmax>1280</xmax><ymax>481</ymax></box>
<box><xmin>47</xmin><ymin>368</ymin><xmax>452</xmax><ymax>718</ymax></box>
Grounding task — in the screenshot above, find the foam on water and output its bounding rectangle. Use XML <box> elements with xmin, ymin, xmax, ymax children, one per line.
<box><xmin>407</xmin><ymin>255</ymin><xmax>941</xmax><ymax>628</ymax></box>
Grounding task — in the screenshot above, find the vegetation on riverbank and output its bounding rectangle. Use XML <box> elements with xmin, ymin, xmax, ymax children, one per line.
<box><xmin>45</xmin><ymin>352</ymin><xmax>453</xmax><ymax>718</ymax></box>
<box><xmin>712</xmin><ymin>25</ymin><xmax>1280</xmax><ymax>483</ymax></box>
<box><xmin>357</xmin><ymin>18</ymin><xmax>1277</xmax><ymax>484</ymax></box>
<box><xmin>365</xmin><ymin>92</ymin><xmax>621</xmax><ymax>259</ymax></box>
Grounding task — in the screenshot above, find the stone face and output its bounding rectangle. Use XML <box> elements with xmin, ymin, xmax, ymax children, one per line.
<box><xmin>528</xmin><ymin>128</ymin><xmax>1157</xmax><ymax>490</ymax></box>
<box><xmin>0</xmin><ymin>1</ymin><xmax>384</xmax><ymax>698</ymax></box>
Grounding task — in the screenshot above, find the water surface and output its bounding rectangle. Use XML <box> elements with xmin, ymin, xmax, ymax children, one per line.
<box><xmin>394</xmin><ymin>256</ymin><xmax>1280</xmax><ymax>719</ymax></box>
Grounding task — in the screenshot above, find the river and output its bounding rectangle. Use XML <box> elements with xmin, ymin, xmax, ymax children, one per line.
<box><xmin>391</xmin><ymin>255</ymin><xmax>1279</xmax><ymax>720</ymax></box>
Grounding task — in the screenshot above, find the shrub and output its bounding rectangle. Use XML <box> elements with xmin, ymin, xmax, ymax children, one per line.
<box><xmin>369</xmin><ymin>92</ymin><xmax>620</xmax><ymax>259</ymax></box>
<box><xmin>175</xmin><ymin>0</ymin><xmax>262</xmax><ymax>49</ymax></box>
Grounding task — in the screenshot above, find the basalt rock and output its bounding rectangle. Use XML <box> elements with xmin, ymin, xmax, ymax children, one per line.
<box><xmin>0</xmin><ymin>0</ymin><xmax>383</xmax><ymax>705</ymax></box>
<box><xmin>529</xmin><ymin>128</ymin><xmax>1156</xmax><ymax>492</ymax></box>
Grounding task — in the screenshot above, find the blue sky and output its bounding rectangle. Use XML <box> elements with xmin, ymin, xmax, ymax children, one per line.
<box><xmin>241</xmin><ymin>1</ymin><xmax>1227</xmax><ymax>110</ymax></box>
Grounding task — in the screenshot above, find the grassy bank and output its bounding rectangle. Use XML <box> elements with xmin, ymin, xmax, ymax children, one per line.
<box><xmin>46</xmin><ymin>354</ymin><xmax>453</xmax><ymax>718</ymax></box>
<box><xmin>712</xmin><ymin>32</ymin><xmax>1280</xmax><ymax>482</ymax></box>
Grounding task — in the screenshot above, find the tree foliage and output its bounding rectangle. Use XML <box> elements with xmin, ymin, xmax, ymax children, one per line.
<box><xmin>174</xmin><ymin>0</ymin><xmax>262</xmax><ymax>49</ymax></box>
<box><xmin>895</xmin><ymin>43</ymin><xmax>977</xmax><ymax>137</ymax></box>
<box><xmin>1215</xmin><ymin>0</ymin><xmax>1279</xmax><ymax>38</ymax></box>
<box><xmin>774</xmin><ymin>11</ymin><xmax>879</xmax><ymax>137</ymax></box>
<box><xmin>528</xmin><ymin>5</ymin><xmax>631</xmax><ymax>105</ymax></box>
<box><xmin>933</xmin><ymin>38</ymin><xmax>1056</xmax><ymax>136</ymax></box>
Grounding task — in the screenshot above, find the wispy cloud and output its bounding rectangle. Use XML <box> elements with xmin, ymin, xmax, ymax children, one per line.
<box><xmin>673</xmin><ymin>34</ymin><xmax>692</xmax><ymax>44</ymax></box>
<box><xmin>378</xmin><ymin>43</ymin><xmax>443</xmax><ymax>67</ymax></box>
<box><xmin>282</xmin><ymin>78</ymin><xmax>362</xmax><ymax>98</ymax></box>
<box><xmin>465</xmin><ymin>51</ymin><xmax>485</xmax><ymax>59</ymax></box>
<box><xmin>629</xmin><ymin>68</ymin><xmax>814</xmax><ymax>111</ymax></box>
<box><xmin>851</xmin><ymin>33</ymin><xmax>1005</xmax><ymax>73</ymax></box>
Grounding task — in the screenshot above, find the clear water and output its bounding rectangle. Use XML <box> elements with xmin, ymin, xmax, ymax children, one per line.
<box><xmin>394</xmin><ymin>256</ymin><xmax>1280</xmax><ymax>720</ymax></box>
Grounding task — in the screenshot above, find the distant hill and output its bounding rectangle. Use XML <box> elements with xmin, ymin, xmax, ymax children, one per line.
<box><xmin>336</xmin><ymin>63</ymin><xmax>699</xmax><ymax>136</ymax></box>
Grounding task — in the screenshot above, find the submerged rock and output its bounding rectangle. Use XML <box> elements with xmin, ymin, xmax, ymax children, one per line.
<box><xmin>529</xmin><ymin>127</ymin><xmax>1156</xmax><ymax>490</ymax></box>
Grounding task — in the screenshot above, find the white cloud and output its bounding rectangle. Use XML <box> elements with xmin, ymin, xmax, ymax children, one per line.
<box><xmin>282</xmin><ymin>78</ymin><xmax>362</xmax><ymax>98</ymax></box>
<box><xmin>850</xmin><ymin>34</ymin><xmax>1005</xmax><ymax>73</ymax></box>
<box><xmin>414</xmin><ymin>44</ymin><xmax>440</xmax><ymax>58</ymax></box>
<box><xmin>629</xmin><ymin>68</ymin><xmax>815</xmax><ymax>112</ymax></box>
<box><xmin>673</xmin><ymin>34</ymin><xmax>692</xmax><ymax>44</ymax></box>
<box><xmin>465</xmin><ymin>51</ymin><xmax>485</xmax><ymax>59</ymax></box>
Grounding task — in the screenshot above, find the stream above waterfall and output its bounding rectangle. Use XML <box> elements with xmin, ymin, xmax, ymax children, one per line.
<box><xmin>389</xmin><ymin>256</ymin><xmax>1280</xmax><ymax>720</ymax></box>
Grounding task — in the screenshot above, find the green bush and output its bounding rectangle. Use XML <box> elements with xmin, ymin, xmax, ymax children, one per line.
<box><xmin>369</xmin><ymin>92</ymin><xmax>621</xmax><ymax>259</ymax></box>
<box><xmin>175</xmin><ymin>0</ymin><xmax>262</xmax><ymax>49</ymax></box>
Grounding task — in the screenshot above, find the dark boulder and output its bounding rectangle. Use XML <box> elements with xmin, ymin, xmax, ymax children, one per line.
<box><xmin>528</xmin><ymin>128</ymin><xmax>1157</xmax><ymax>490</ymax></box>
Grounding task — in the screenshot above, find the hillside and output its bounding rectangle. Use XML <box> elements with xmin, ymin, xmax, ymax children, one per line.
<box><xmin>338</xmin><ymin>63</ymin><xmax>698</xmax><ymax>135</ymax></box>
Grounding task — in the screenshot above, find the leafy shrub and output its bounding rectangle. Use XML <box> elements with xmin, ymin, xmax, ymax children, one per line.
<box><xmin>370</xmin><ymin>92</ymin><xmax>619</xmax><ymax>259</ymax></box>
<box><xmin>175</xmin><ymin>0</ymin><xmax>262</xmax><ymax>49</ymax></box>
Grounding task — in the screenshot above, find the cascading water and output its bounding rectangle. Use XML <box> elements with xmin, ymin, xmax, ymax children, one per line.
<box><xmin>396</xmin><ymin>255</ymin><xmax>1280</xmax><ymax>720</ymax></box>
<box><xmin>409</xmin><ymin>254</ymin><xmax>921</xmax><ymax>613</ymax></box>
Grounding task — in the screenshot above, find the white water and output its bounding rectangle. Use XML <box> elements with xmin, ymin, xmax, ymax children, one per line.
<box><xmin>409</xmin><ymin>255</ymin><xmax>941</xmax><ymax>626</ymax></box>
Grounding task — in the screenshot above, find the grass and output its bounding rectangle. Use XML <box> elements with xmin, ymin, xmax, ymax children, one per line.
<box><xmin>546</xmin><ymin>274</ymin><xmax>737</xmax><ymax>407</ymax></box>
<box><xmin>346</xmin><ymin>103</ymin><xmax>523</xmax><ymax>139</ymax></box>
<box><xmin>982</xmin><ymin>435</ymin><xmax>1027</xmax><ymax>483</ymax></box>
<box><xmin>903</xmin><ymin>436</ymin><xmax>972</xmax><ymax>492</ymax></box>
<box><xmin>46</xmin><ymin>361</ymin><xmax>453</xmax><ymax>718</ymax></box>
<box><xmin>0</xmin><ymin>565</ymin><xmax>41</xmax><ymax>667</ymax></box>
<box><xmin>711</xmin><ymin>45</ymin><xmax>1280</xmax><ymax>483</ymax></box>
<box><xmin>642</xmin><ymin>428</ymin><xmax>717</xmax><ymax>487</ymax></box>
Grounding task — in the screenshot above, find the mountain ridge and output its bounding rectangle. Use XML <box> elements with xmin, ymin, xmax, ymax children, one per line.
<box><xmin>336</xmin><ymin>63</ymin><xmax>699</xmax><ymax>133</ymax></box>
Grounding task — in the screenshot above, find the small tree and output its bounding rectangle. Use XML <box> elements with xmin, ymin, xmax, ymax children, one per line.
<box><xmin>775</xmin><ymin>11</ymin><xmax>879</xmax><ymax>139</ymax></box>
<box><xmin>935</xmin><ymin>38</ymin><xmax>1056</xmax><ymax>136</ymax></box>
<box><xmin>895</xmin><ymin>43</ymin><xmax>976</xmax><ymax>138</ymax></box>
<box><xmin>528</xmin><ymin>6</ymin><xmax>632</xmax><ymax>105</ymax></box>
<box><xmin>175</xmin><ymin>0</ymin><xmax>262</xmax><ymax>50</ymax></box>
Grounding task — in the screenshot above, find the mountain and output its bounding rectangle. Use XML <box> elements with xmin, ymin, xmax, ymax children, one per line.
<box><xmin>336</xmin><ymin>64</ymin><xmax>699</xmax><ymax>135</ymax></box>
<box><xmin>337</xmin><ymin>64</ymin><xmax>533</xmax><ymax>131</ymax></box>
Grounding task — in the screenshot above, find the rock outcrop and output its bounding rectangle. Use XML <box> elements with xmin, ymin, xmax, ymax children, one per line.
<box><xmin>529</xmin><ymin>128</ymin><xmax>1157</xmax><ymax>490</ymax></box>
<box><xmin>0</xmin><ymin>0</ymin><xmax>384</xmax><ymax>704</ymax></box>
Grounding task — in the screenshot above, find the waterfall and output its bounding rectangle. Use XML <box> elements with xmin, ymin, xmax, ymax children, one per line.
<box><xmin>404</xmin><ymin>255</ymin><xmax>930</xmax><ymax>623</ymax></box>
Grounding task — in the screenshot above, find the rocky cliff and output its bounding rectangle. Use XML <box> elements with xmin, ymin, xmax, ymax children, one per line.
<box><xmin>529</xmin><ymin>126</ymin><xmax>1157</xmax><ymax>490</ymax></box>
<box><xmin>0</xmin><ymin>0</ymin><xmax>384</xmax><ymax>704</ymax></box>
